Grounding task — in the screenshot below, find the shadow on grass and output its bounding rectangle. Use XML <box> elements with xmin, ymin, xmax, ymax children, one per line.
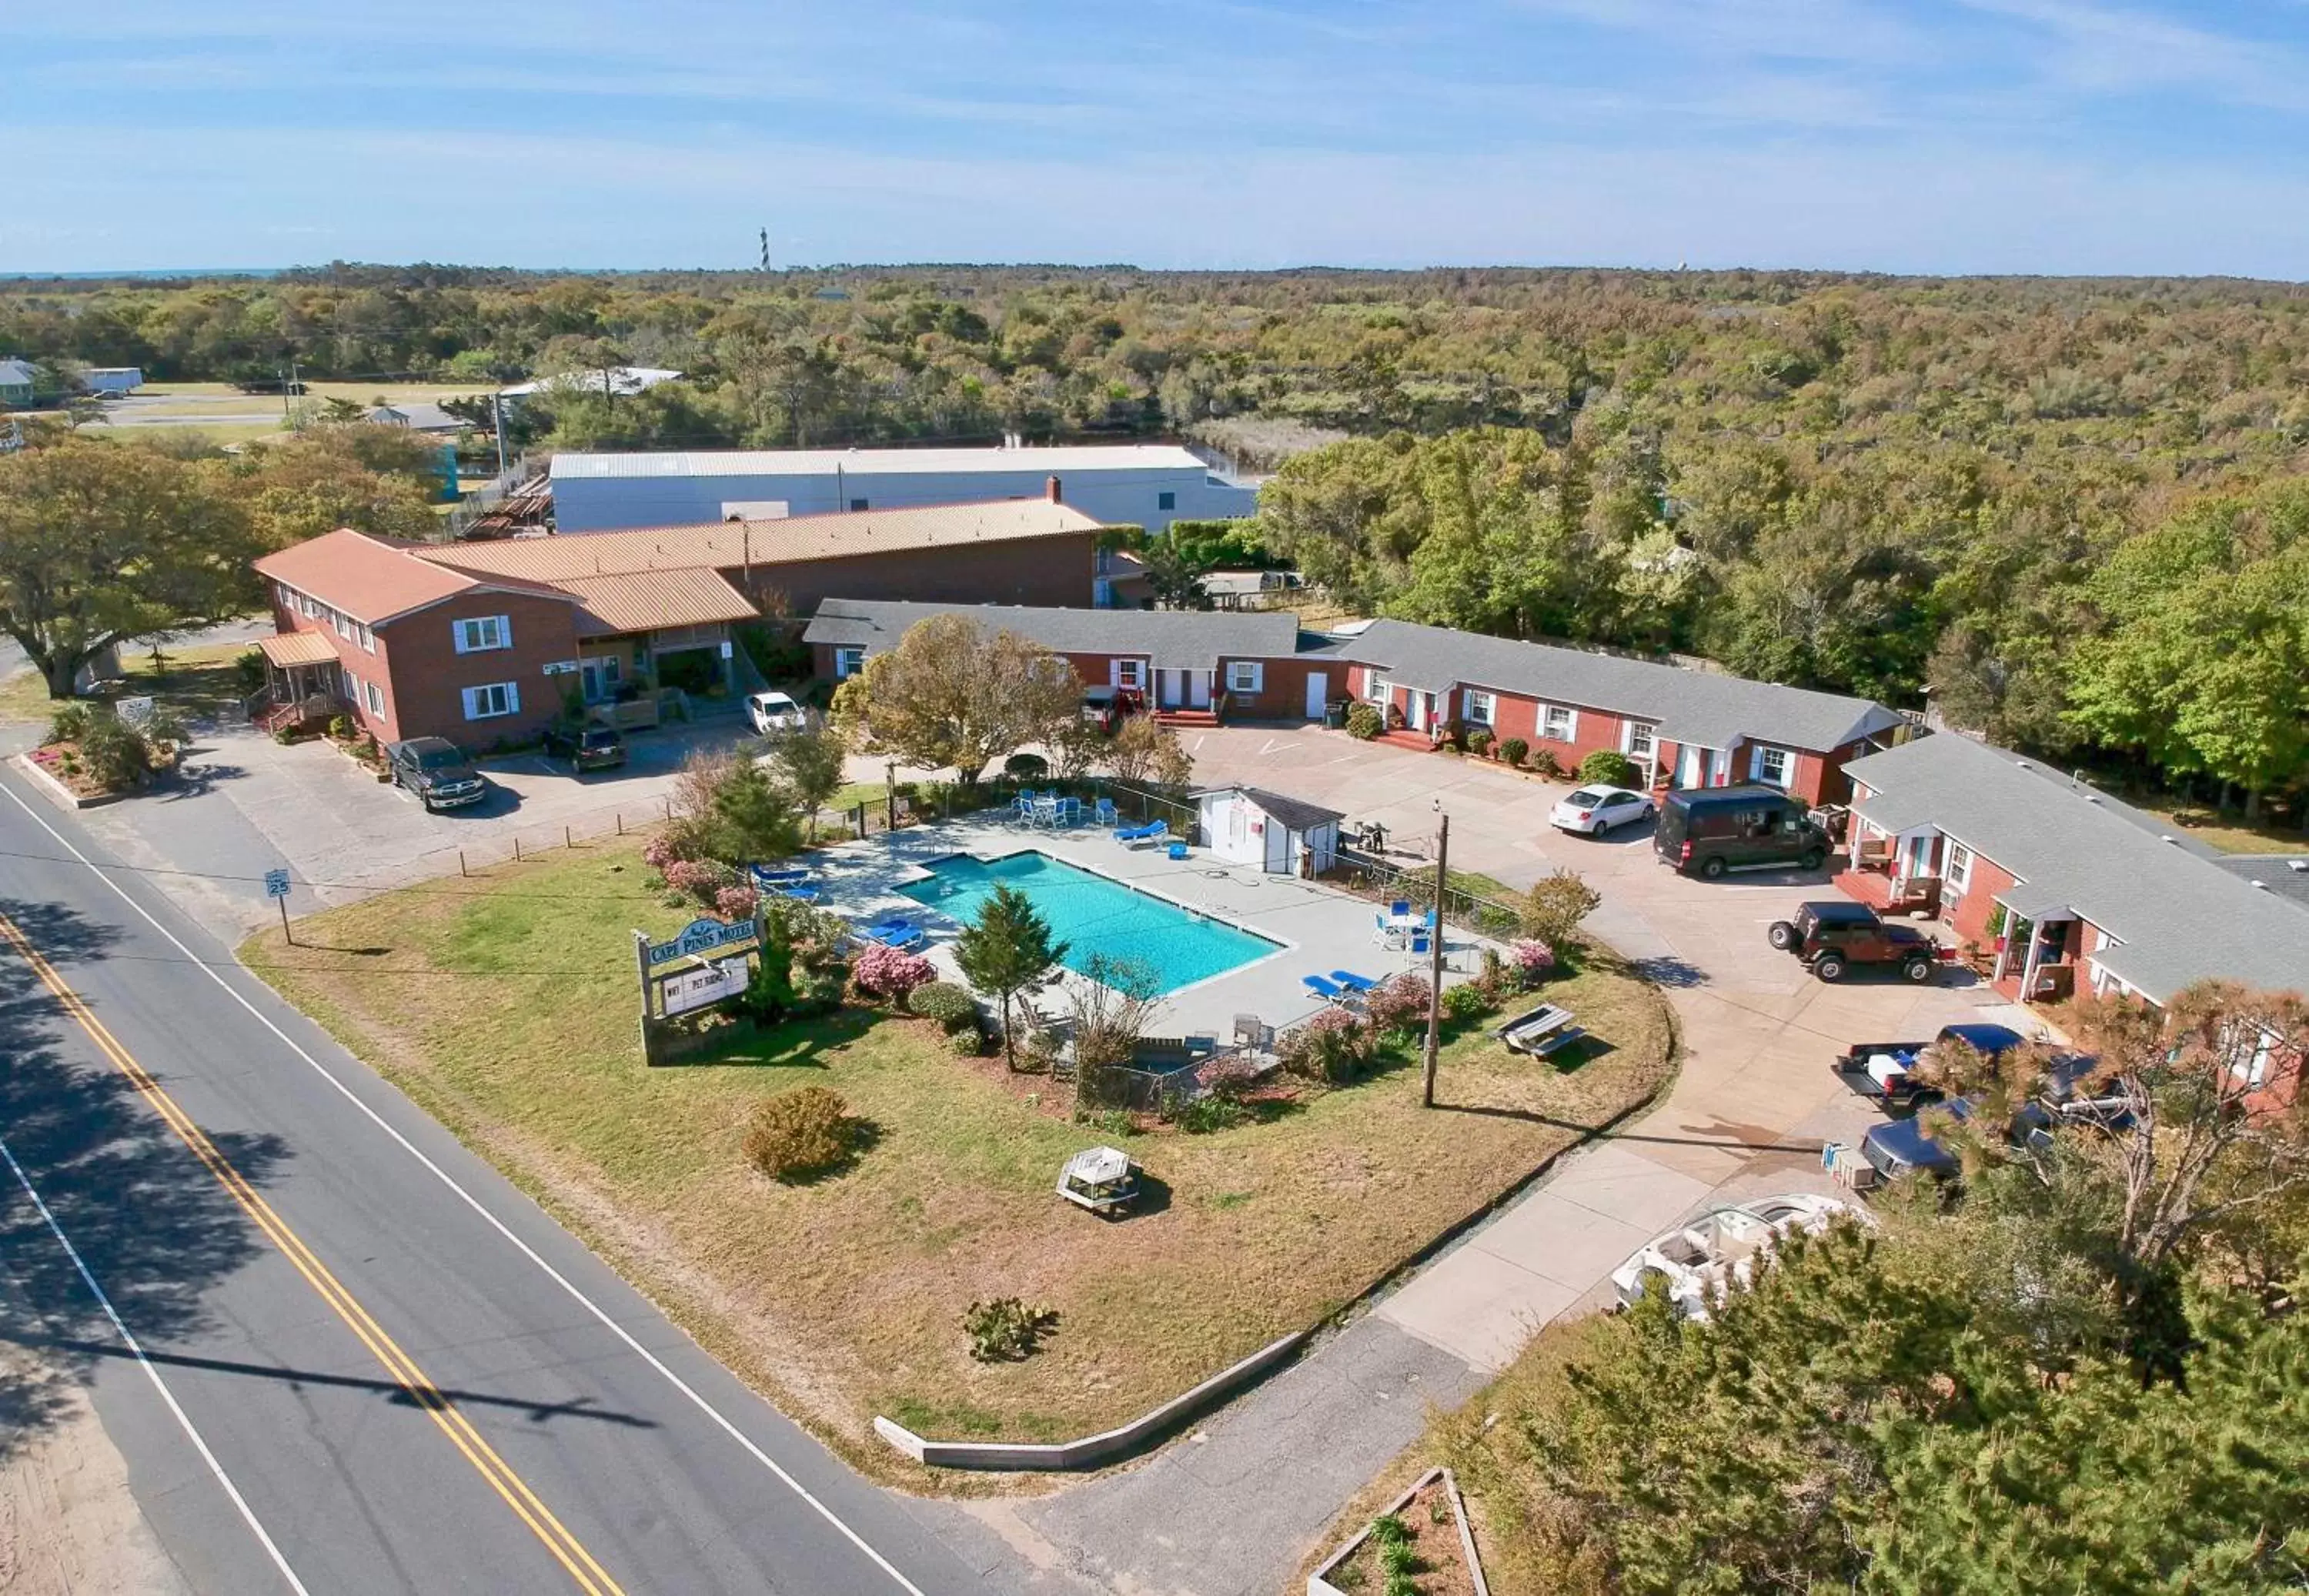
<box><xmin>663</xmin><ymin>1007</ymin><xmax>879</xmax><ymax>1069</ymax></box>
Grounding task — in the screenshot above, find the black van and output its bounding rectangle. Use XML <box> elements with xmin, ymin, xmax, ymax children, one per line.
<box><xmin>1654</xmin><ymin>784</ymin><xmax>1830</xmax><ymax>879</ymax></box>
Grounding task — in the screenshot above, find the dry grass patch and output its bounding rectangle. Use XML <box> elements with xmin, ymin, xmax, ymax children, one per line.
<box><xmin>242</xmin><ymin>838</ymin><xmax>1673</xmax><ymax>1474</ymax></box>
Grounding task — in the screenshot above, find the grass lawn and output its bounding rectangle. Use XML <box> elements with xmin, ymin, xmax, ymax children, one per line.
<box><xmin>0</xmin><ymin>640</ymin><xmax>259</xmax><ymax>729</ymax></box>
<box><xmin>242</xmin><ymin>836</ymin><xmax>1675</xmax><ymax>1477</ymax></box>
<box><xmin>2127</xmin><ymin>796</ymin><xmax>2309</xmax><ymax>856</ymax></box>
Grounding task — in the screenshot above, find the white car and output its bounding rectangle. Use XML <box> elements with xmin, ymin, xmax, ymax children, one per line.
<box><xmin>1549</xmin><ymin>785</ymin><xmax>1654</xmax><ymax>835</ymax></box>
<box><xmin>747</xmin><ymin>690</ymin><xmax>807</xmax><ymax>736</ymax></box>
<box><xmin>1609</xmin><ymin>1194</ymin><xmax>1869</xmax><ymax>1321</ymax></box>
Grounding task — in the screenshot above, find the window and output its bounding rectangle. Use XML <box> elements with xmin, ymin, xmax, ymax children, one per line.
<box><xmin>1227</xmin><ymin>661</ymin><xmax>1263</xmax><ymax>694</ymax></box>
<box><xmin>1542</xmin><ymin>703</ymin><xmax>1576</xmax><ymax>741</ymax></box>
<box><xmin>1944</xmin><ymin>842</ymin><xmax>1973</xmax><ymax>895</ymax></box>
<box><xmin>356</xmin><ymin>621</ymin><xmax>375</xmax><ymax>653</ymax></box>
<box><xmin>453</xmin><ymin>615</ymin><xmax>510</xmax><ymax>653</ymax></box>
<box><xmin>1752</xmin><ymin>745</ymin><xmax>1791</xmax><ymax>787</ymax></box>
<box><xmin>1158</xmin><ymin>490</ymin><xmax>1177</xmax><ymax>511</ymax></box>
<box><xmin>276</xmin><ymin>582</ymin><xmax>296</xmax><ymax>611</ymax></box>
<box><xmin>461</xmin><ymin>681</ymin><xmax>519</xmax><ymax>720</ymax></box>
<box><xmin>834</xmin><ymin>646</ymin><xmax>865</xmax><ymax>679</ymax></box>
<box><xmin>1365</xmin><ymin>674</ymin><xmax>1390</xmax><ymax>706</ymax></box>
<box><xmin>849</xmin><ymin>498</ymin><xmax>869</xmax><ymax>512</ymax></box>
<box><xmin>363</xmin><ymin>681</ymin><xmax>385</xmax><ymax>714</ymax></box>
<box><xmin>1113</xmin><ymin>659</ymin><xmax>1146</xmax><ymax>690</ymax></box>
<box><xmin>340</xmin><ymin>666</ymin><xmax>359</xmax><ymax>702</ymax></box>
<box><xmin>1462</xmin><ymin>689</ymin><xmax>1495</xmax><ymax>726</ymax></box>
<box><xmin>298</xmin><ymin>593</ymin><xmax>319</xmax><ymax>619</ymax></box>
<box><xmin>1625</xmin><ymin>721</ymin><xmax>1656</xmax><ymax>759</ymax></box>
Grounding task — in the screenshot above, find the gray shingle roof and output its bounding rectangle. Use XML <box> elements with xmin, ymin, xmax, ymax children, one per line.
<box><xmin>2214</xmin><ymin>855</ymin><xmax>2309</xmax><ymax>916</ymax></box>
<box><xmin>804</xmin><ymin>599</ymin><xmax>1302</xmax><ymax>672</ymax></box>
<box><xmin>0</xmin><ymin>358</ymin><xmax>35</xmax><ymax>388</ymax></box>
<box><xmin>1845</xmin><ymin>733</ymin><xmax>2309</xmax><ymax>1003</ymax></box>
<box><xmin>1330</xmin><ymin>619</ymin><xmax>1902</xmax><ymax>753</ymax></box>
<box><xmin>1197</xmin><ymin>785</ymin><xmax>1345</xmax><ymax>832</ymax></box>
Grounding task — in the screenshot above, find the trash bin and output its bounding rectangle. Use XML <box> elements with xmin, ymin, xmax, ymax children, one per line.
<box><xmin>1324</xmin><ymin>699</ymin><xmax>1348</xmax><ymax>730</ymax></box>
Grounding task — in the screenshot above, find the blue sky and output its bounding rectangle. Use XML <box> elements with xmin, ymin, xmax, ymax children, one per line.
<box><xmin>8</xmin><ymin>1</ymin><xmax>2309</xmax><ymax>275</ymax></box>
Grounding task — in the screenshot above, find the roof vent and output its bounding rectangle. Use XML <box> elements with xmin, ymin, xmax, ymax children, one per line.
<box><xmin>2086</xmin><ymin>795</ymin><xmax>2102</xmax><ymax>804</ymax></box>
<box><xmin>2251</xmin><ymin>880</ymin><xmax>2271</xmax><ymax>891</ymax></box>
<box><xmin>2016</xmin><ymin>760</ymin><xmax>2032</xmax><ymax>770</ymax></box>
<box><xmin>2160</xmin><ymin>834</ymin><xmax>2179</xmax><ymax>845</ymax></box>
<box><xmin>2291</xmin><ymin>860</ymin><xmax>2309</xmax><ymax>875</ymax></box>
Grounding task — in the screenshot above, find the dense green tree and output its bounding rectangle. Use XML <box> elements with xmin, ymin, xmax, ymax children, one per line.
<box><xmin>953</xmin><ymin>883</ymin><xmax>1067</xmax><ymax>1071</ymax></box>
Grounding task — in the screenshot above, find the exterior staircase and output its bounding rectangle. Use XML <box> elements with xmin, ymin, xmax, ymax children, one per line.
<box><xmin>1151</xmin><ymin>706</ymin><xmax>1221</xmax><ymax>730</ymax></box>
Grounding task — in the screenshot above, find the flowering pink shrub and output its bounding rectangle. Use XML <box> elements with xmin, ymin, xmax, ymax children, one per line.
<box><xmin>641</xmin><ymin>833</ymin><xmax>690</xmax><ymax>872</ymax></box>
<box><xmin>663</xmin><ymin>857</ymin><xmax>739</xmax><ymax>906</ymax></box>
<box><xmin>1277</xmin><ymin>1007</ymin><xmax>1372</xmax><ymax>1083</ymax></box>
<box><xmin>1509</xmin><ymin>940</ymin><xmax>1557</xmax><ymax>985</ymax></box>
<box><xmin>1364</xmin><ymin>973</ymin><xmax>1433</xmax><ymax>1032</ymax></box>
<box><xmin>851</xmin><ymin>942</ymin><xmax>935</xmax><ymax>1002</ymax></box>
<box><xmin>716</xmin><ymin>886</ymin><xmax>760</xmax><ymax>922</ymax></box>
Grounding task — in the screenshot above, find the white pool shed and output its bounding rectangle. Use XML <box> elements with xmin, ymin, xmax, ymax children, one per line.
<box><xmin>1195</xmin><ymin>786</ymin><xmax>1344</xmax><ymax>876</ymax></box>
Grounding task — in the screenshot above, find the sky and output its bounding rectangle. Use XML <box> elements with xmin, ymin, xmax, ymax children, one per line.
<box><xmin>8</xmin><ymin>1</ymin><xmax>2309</xmax><ymax>277</ymax></box>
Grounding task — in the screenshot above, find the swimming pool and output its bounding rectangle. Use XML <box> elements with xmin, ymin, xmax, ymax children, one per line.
<box><xmin>897</xmin><ymin>851</ymin><xmax>1281</xmax><ymax>995</ymax></box>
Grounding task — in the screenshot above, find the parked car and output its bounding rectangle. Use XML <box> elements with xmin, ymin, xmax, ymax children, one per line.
<box><xmin>746</xmin><ymin>690</ymin><xmax>807</xmax><ymax>736</ymax></box>
<box><xmin>1833</xmin><ymin>1022</ymin><xmax>2028</xmax><ymax>1108</ymax></box>
<box><xmin>386</xmin><ymin>736</ymin><xmax>489</xmax><ymax>811</ymax></box>
<box><xmin>1767</xmin><ymin>900</ymin><xmax>1941</xmax><ymax>983</ymax></box>
<box><xmin>1654</xmin><ymin>784</ymin><xmax>1830</xmax><ymax>879</ymax></box>
<box><xmin>543</xmin><ymin>721</ymin><xmax>627</xmax><ymax>773</ymax></box>
<box><xmin>1549</xmin><ymin>784</ymin><xmax>1655</xmax><ymax>836</ymax></box>
<box><xmin>1609</xmin><ymin>1194</ymin><xmax>1870</xmax><ymax>1320</ymax></box>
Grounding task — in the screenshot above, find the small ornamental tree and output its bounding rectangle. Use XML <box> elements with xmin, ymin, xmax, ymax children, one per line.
<box><xmin>1519</xmin><ymin>868</ymin><xmax>1601</xmax><ymax>949</ymax></box>
<box><xmin>953</xmin><ymin>882</ymin><xmax>1068</xmax><ymax>1070</ymax></box>
<box><xmin>829</xmin><ymin>613</ymin><xmax>1079</xmax><ymax>786</ymax></box>
<box><xmin>770</xmin><ymin>724</ymin><xmax>847</xmax><ymax>839</ymax></box>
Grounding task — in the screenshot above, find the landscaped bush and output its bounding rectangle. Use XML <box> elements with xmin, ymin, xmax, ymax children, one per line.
<box><xmin>1002</xmin><ymin>752</ymin><xmax>1048</xmax><ymax>782</ymax></box>
<box><xmin>329</xmin><ymin>713</ymin><xmax>356</xmax><ymax>741</ymax></box>
<box><xmin>1578</xmin><ymin>749</ymin><xmax>1642</xmax><ymax>788</ymax></box>
<box><xmin>1528</xmin><ymin>746</ymin><xmax>1564</xmax><ymax>779</ymax></box>
<box><xmin>715</xmin><ymin>885</ymin><xmax>759</xmax><ymax>922</ymax></box>
<box><xmin>907</xmin><ymin>980</ymin><xmax>979</xmax><ymax>1033</ymax></box>
<box><xmin>1178</xmin><ymin>1094</ymin><xmax>1249</xmax><ymax>1134</ymax></box>
<box><xmin>47</xmin><ymin>703</ymin><xmax>92</xmax><ymax>744</ymax></box>
<box><xmin>75</xmin><ymin>713</ymin><xmax>164</xmax><ymax>793</ymax></box>
<box><xmin>663</xmin><ymin>856</ymin><xmax>740</xmax><ymax>907</ymax></box>
<box><xmin>1439</xmin><ymin>717</ymin><xmax>1469</xmax><ymax>752</ymax></box>
<box><xmin>1467</xmin><ymin>730</ymin><xmax>1494</xmax><ymax>757</ymax></box>
<box><xmin>1509</xmin><ymin>940</ymin><xmax>1559</xmax><ymax>986</ymax></box>
<box><xmin>1499</xmin><ymin>736</ymin><xmax>1529</xmax><ymax>768</ymax></box>
<box><xmin>947</xmin><ymin>1025</ymin><xmax>988</xmax><ymax>1057</ymax></box>
<box><xmin>1345</xmin><ymin>703</ymin><xmax>1382</xmax><ymax>740</ymax></box>
<box><xmin>961</xmin><ymin>1297</ymin><xmax>1058</xmax><ymax>1363</ymax></box>
<box><xmin>1443</xmin><ymin>983</ymin><xmax>1492</xmax><ymax>1023</ymax></box>
<box><xmin>741</xmin><ymin>1086</ymin><xmax>864</xmax><ymax>1181</ymax></box>
<box><xmin>1278</xmin><ymin>1007</ymin><xmax>1373</xmax><ymax>1084</ymax></box>
<box><xmin>851</xmin><ymin>942</ymin><xmax>935</xmax><ymax>1003</ymax></box>
<box><xmin>1365</xmin><ymin>973</ymin><xmax>1434</xmax><ymax>1032</ymax></box>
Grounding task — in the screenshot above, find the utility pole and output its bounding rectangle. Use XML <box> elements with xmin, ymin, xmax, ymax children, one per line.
<box><xmin>1421</xmin><ymin>807</ymin><xmax>1449</xmax><ymax>1108</ymax></box>
<box><xmin>492</xmin><ymin>392</ymin><xmax>509</xmax><ymax>481</ymax></box>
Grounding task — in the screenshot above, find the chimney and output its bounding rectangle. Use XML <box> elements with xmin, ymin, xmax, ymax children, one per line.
<box><xmin>1046</xmin><ymin>474</ymin><xmax>1062</xmax><ymax>503</ymax></box>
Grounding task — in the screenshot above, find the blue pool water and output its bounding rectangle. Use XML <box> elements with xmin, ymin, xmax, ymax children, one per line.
<box><xmin>897</xmin><ymin>851</ymin><xmax>1280</xmax><ymax>995</ymax></box>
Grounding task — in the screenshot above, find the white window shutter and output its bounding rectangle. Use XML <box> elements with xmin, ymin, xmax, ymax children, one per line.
<box><xmin>461</xmin><ymin>686</ymin><xmax>480</xmax><ymax>719</ymax></box>
<box><xmin>453</xmin><ymin>620</ymin><xmax>472</xmax><ymax>653</ymax></box>
<box><xmin>506</xmin><ymin>680</ymin><xmax>520</xmax><ymax>715</ymax></box>
<box><xmin>497</xmin><ymin>615</ymin><xmax>512</xmax><ymax>649</ymax></box>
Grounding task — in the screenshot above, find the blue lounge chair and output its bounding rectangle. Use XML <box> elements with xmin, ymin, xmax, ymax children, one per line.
<box><xmin>777</xmin><ymin>885</ymin><xmax>821</xmax><ymax>903</ymax></box>
<box><xmin>1116</xmin><ymin>820</ymin><xmax>1171</xmax><ymax>849</ymax></box>
<box><xmin>861</xmin><ymin>917</ymin><xmax>924</xmax><ymax>950</ymax></box>
<box><xmin>1302</xmin><ymin>973</ymin><xmax>1353</xmax><ymax>1004</ymax></box>
<box><xmin>1329</xmin><ymin>970</ymin><xmax>1378</xmax><ymax>993</ymax></box>
<box><xmin>750</xmin><ymin>864</ymin><xmax>810</xmax><ymax>888</ymax></box>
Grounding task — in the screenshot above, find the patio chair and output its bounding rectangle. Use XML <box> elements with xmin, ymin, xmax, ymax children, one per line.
<box><xmin>1058</xmin><ymin>796</ymin><xmax>1082</xmax><ymax>826</ymax></box>
<box><xmin>1405</xmin><ymin>932</ymin><xmax>1431</xmax><ymax>960</ymax></box>
<box><xmin>1302</xmin><ymin>973</ymin><xmax>1354</xmax><ymax>1005</ymax></box>
<box><xmin>1389</xmin><ymin>899</ymin><xmax>1412</xmax><ymax>918</ymax></box>
<box><xmin>1094</xmin><ymin>797</ymin><xmax>1119</xmax><ymax>826</ymax></box>
<box><xmin>1328</xmin><ymin>970</ymin><xmax>1378</xmax><ymax>994</ymax></box>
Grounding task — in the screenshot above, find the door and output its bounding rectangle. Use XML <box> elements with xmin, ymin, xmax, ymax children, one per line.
<box><xmin>1677</xmin><ymin>745</ymin><xmax>1701</xmax><ymax>787</ymax></box>
<box><xmin>1158</xmin><ymin>669</ymin><xmax>1185</xmax><ymax>709</ymax></box>
<box><xmin>1405</xmin><ymin>693</ymin><xmax>1425</xmax><ymax>733</ymax></box>
<box><xmin>1265</xmin><ymin>821</ymin><xmax>1289</xmax><ymax>873</ymax></box>
<box><xmin>1188</xmin><ymin>671</ymin><xmax>1211</xmax><ymax>710</ymax></box>
<box><xmin>1305</xmin><ymin>671</ymin><xmax>1327</xmax><ymax>720</ymax></box>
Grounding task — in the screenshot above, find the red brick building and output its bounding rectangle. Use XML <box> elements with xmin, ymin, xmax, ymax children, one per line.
<box><xmin>252</xmin><ymin>499</ymin><xmax>1105</xmax><ymax>747</ymax></box>
<box><xmin>1328</xmin><ymin>619</ymin><xmax>1906</xmax><ymax>806</ymax></box>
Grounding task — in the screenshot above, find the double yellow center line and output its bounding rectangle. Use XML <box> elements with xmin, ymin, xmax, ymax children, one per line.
<box><xmin>0</xmin><ymin>910</ymin><xmax>626</xmax><ymax>1596</ymax></box>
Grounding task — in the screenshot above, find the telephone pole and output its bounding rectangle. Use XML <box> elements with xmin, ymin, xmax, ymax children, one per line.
<box><xmin>1421</xmin><ymin>808</ymin><xmax>1450</xmax><ymax>1108</ymax></box>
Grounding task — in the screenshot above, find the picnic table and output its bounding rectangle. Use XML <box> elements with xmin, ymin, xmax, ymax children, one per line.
<box><xmin>1496</xmin><ymin>1002</ymin><xmax>1584</xmax><ymax>1057</ymax></box>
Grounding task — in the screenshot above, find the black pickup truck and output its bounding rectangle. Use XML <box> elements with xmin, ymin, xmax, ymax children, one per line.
<box><xmin>1830</xmin><ymin>1022</ymin><xmax>2028</xmax><ymax>1107</ymax></box>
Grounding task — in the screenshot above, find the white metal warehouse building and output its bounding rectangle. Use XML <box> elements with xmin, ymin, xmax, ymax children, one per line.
<box><xmin>548</xmin><ymin>443</ymin><xmax>1258</xmax><ymax>533</ymax></box>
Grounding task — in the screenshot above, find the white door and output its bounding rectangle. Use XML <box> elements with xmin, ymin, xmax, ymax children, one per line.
<box><xmin>1265</xmin><ymin>821</ymin><xmax>1289</xmax><ymax>873</ymax></box>
<box><xmin>1305</xmin><ymin>671</ymin><xmax>1327</xmax><ymax>720</ymax></box>
<box><xmin>1405</xmin><ymin>693</ymin><xmax>1425</xmax><ymax>732</ymax></box>
<box><xmin>1158</xmin><ymin>669</ymin><xmax>1185</xmax><ymax>709</ymax></box>
<box><xmin>1188</xmin><ymin>671</ymin><xmax>1211</xmax><ymax>710</ymax></box>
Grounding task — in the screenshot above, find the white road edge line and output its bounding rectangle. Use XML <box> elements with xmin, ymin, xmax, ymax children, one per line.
<box><xmin>0</xmin><ymin>779</ymin><xmax>930</xmax><ymax>1596</ymax></box>
<box><xmin>0</xmin><ymin>1130</ymin><xmax>312</xmax><ymax>1596</ymax></box>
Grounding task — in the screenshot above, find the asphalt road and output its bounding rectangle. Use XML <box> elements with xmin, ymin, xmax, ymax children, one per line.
<box><xmin>0</xmin><ymin>763</ymin><xmax>1018</xmax><ymax>1596</ymax></box>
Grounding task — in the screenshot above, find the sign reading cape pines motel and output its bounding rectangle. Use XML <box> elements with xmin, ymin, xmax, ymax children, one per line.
<box><xmin>634</xmin><ymin>915</ymin><xmax>765</xmax><ymax>1063</ymax></box>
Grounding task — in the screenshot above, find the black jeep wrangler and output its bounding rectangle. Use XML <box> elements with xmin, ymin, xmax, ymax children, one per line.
<box><xmin>1766</xmin><ymin>900</ymin><xmax>1940</xmax><ymax>983</ymax></box>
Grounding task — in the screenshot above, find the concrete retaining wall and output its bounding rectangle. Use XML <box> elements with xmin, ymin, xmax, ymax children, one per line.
<box><xmin>873</xmin><ymin>1331</ymin><xmax>1305</xmax><ymax>1471</ymax></box>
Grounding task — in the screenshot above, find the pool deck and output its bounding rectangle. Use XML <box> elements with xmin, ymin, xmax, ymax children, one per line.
<box><xmin>800</xmin><ymin>816</ymin><xmax>1490</xmax><ymax>1041</ymax></box>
